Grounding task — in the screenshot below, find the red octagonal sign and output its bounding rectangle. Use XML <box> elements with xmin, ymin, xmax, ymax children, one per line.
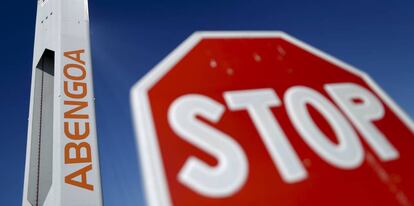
<box><xmin>131</xmin><ymin>32</ymin><xmax>414</xmax><ymax>206</ymax></box>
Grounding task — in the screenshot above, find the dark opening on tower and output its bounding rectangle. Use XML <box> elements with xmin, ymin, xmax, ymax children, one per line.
<box><xmin>28</xmin><ymin>49</ymin><xmax>54</xmax><ymax>206</ymax></box>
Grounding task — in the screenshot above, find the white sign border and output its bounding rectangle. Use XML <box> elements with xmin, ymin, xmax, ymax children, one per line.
<box><xmin>130</xmin><ymin>31</ymin><xmax>414</xmax><ymax>206</ymax></box>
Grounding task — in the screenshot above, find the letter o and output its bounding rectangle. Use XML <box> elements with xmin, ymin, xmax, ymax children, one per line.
<box><xmin>284</xmin><ymin>86</ymin><xmax>364</xmax><ymax>169</ymax></box>
<box><xmin>64</xmin><ymin>64</ymin><xmax>86</xmax><ymax>80</ymax></box>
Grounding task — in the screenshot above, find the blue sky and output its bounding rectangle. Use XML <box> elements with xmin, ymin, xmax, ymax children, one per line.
<box><xmin>0</xmin><ymin>0</ymin><xmax>413</xmax><ymax>205</ymax></box>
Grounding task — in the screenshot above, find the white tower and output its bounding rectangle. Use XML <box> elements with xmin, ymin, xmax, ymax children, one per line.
<box><xmin>22</xmin><ymin>0</ymin><xmax>103</xmax><ymax>205</ymax></box>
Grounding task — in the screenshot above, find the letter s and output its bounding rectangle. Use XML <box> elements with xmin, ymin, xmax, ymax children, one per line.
<box><xmin>168</xmin><ymin>94</ymin><xmax>248</xmax><ymax>198</ymax></box>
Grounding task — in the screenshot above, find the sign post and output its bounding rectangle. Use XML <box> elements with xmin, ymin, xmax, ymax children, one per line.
<box><xmin>131</xmin><ymin>32</ymin><xmax>414</xmax><ymax>206</ymax></box>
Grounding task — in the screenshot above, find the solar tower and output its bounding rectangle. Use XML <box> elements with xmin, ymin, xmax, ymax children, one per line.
<box><xmin>22</xmin><ymin>0</ymin><xmax>103</xmax><ymax>205</ymax></box>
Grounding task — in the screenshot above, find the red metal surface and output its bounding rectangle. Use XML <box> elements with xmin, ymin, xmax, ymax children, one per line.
<box><xmin>147</xmin><ymin>37</ymin><xmax>414</xmax><ymax>206</ymax></box>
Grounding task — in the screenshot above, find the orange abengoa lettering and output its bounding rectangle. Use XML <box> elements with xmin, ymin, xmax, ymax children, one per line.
<box><xmin>64</xmin><ymin>101</ymin><xmax>89</xmax><ymax>119</ymax></box>
<box><xmin>65</xmin><ymin>142</ymin><xmax>92</xmax><ymax>164</ymax></box>
<box><xmin>64</xmin><ymin>64</ymin><xmax>86</xmax><ymax>80</ymax></box>
<box><xmin>64</xmin><ymin>121</ymin><xmax>90</xmax><ymax>140</ymax></box>
<box><xmin>63</xmin><ymin>49</ymin><xmax>95</xmax><ymax>191</ymax></box>
<box><xmin>65</xmin><ymin>164</ymin><xmax>94</xmax><ymax>191</ymax></box>
<box><xmin>64</xmin><ymin>49</ymin><xmax>86</xmax><ymax>66</ymax></box>
<box><xmin>64</xmin><ymin>81</ymin><xmax>87</xmax><ymax>99</ymax></box>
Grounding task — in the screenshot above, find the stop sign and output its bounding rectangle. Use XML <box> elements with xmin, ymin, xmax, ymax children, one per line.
<box><xmin>131</xmin><ymin>32</ymin><xmax>414</xmax><ymax>206</ymax></box>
